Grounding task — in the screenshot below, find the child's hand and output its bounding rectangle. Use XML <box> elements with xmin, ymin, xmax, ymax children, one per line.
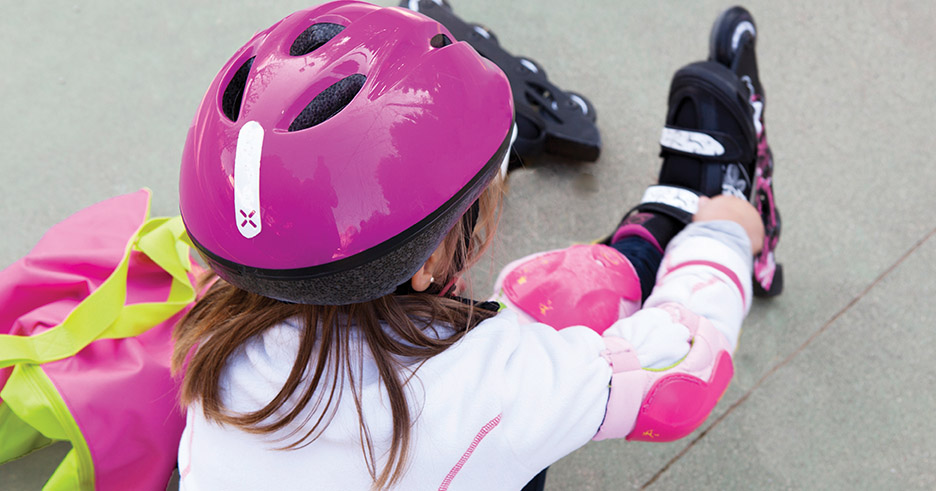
<box><xmin>605</xmin><ymin>309</ymin><xmax>691</xmax><ymax>369</ymax></box>
<box><xmin>693</xmin><ymin>195</ymin><xmax>765</xmax><ymax>255</ymax></box>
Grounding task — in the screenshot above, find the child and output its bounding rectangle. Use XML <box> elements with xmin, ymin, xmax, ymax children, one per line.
<box><xmin>173</xmin><ymin>2</ymin><xmax>773</xmax><ymax>489</ymax></box>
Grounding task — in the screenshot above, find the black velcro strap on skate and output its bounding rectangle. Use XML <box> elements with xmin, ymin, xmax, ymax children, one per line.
<box><xmin>598</xmin><ymin>200</ymin><xmax>693</xmax><ymax>246</ymax></box>
<box><xmin>660</xmin><ymin>125</ymin><xmax>752</xmax><ymax>163</ymax></box>
<box><xmin>632</xmin><ymin>185</ymin><xmax>701</xmax><ymax>225</ymax></box>
<box><xmin>630</xmin><ymin>202</ymin><xmax>693</xmax><ymax>226</ymax></box>
<box><xmin>597</xmin><ymin>185</ymin><xmax>700</xmax><ymax>245</ymax></box>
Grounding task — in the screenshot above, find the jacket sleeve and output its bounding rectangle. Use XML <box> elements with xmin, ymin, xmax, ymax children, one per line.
<box><xmin>594</xmin><ymin>220</ymin><xmax>753</xmax><ymax>441</ymax></box>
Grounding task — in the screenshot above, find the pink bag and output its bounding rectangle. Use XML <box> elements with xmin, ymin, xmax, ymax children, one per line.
<box><xmin>0</xmin><ymin>189</ymin><xmax>201</xmax><ymax>490</ymax></box>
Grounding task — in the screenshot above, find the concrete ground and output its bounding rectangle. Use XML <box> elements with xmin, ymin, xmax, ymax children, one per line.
<box><xmin>2</xmin><ymin>0</ymin><xmax>934</xmax><ymax>489</ymax></box>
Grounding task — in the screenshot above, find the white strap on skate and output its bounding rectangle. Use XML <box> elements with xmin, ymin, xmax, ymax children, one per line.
<box><xmin>641</xmin><ymin>185</ymin><xmax>700</xmax><ymax>215</ymax></box>
<box><xmin>660</xmin><ymin>127</ymin><xmax>725</xmax><ymax>157</ymax></box>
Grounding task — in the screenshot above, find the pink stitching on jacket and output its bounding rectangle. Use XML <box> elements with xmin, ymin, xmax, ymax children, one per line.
<box><xmin>179</xmin><ymin>424</ymin><xmax>193</xmax><ymax>480</ymax></box>
<box><xmin>439</xmin><ymin>414</ymin><xmax>502</xmax><ymax>490</ymax></box>
<box><xmin>665</xmin><ymin>260</ymin><xmax>746</xmax><ymax>305</ymax></box>
<box><xmin>691</xmin><ymin>277</ymin><xmax>721</xmax><ymax>294</ymax></box>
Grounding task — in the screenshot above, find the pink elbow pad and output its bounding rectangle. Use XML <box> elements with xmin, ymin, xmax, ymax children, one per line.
<box><xmin>594</xmin><ymin>303</ymin><xmax>735</xmax><ymax>442</ymax></box>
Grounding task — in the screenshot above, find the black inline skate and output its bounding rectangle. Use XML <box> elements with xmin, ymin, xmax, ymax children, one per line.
<box><xmin>402</xmin><ymin>0</ymin><xmax>602</xmax><ymax>167</ymax></box>
<box><xmin>652</xmin><ymin>6</ymin><xmax>782</xmax><ymax>297</ymax></box>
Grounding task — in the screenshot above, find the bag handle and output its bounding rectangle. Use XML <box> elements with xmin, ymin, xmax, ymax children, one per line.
<box><xmin>0</xmin><ymin>216</ymin><xmax>196</xmax><ymax>368</ymax></box>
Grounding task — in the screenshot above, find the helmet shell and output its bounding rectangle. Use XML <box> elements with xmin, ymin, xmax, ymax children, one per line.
<box><xmin>179</xmin><ymin>1</ymin><xmax>513</xmax><ymax>304</ymax></box>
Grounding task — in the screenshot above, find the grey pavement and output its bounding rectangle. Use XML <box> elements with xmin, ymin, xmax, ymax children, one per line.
<box><xmin>2</xmin><ymin>1</ymin><xmax>934</xmax><ymax>489</ymax></box>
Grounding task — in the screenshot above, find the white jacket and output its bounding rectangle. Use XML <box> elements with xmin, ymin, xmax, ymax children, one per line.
<box><xmin>179</xmin><ymin>221</ymin><xmax>752</xmax><ymax>490</ymax></box>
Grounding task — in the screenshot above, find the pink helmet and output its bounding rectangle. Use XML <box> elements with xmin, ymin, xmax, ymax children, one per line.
<box><xmin>179</xmin><ymin>1</ymin><xmax>514</xmax><ymax>304</ymax></box>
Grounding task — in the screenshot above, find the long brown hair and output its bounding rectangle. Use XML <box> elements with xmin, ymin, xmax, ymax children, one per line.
<box><xmin>172</xmin><ymin>177</ymin><xmax>505</xmax><ymax>489</ymax></box>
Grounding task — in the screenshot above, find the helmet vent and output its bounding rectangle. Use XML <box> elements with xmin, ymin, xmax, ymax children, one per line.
<box><xmin>221</xmin><ymin>57</ymin><xmax>255</xmax><ymax>122</ymax></box>
<box><xmin>430</xmin><ymin>33</ymin><xmax>452</xmax><ymax>48</ymax></box>
<box><xmin>290</xmin><ymin>23</ymin><xmax>346</xmax><ymax>56</ymax></box>
<box><xmin>288</xmin><ymin>74</ymin><xmax>366</xmax><ymax>131</ymax></box>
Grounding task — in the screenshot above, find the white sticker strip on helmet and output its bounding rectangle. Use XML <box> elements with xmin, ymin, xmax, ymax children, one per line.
<box><xmin>640</xmin><ymin>185</ymin><xmax>700</xmax><ymax>215</ymax></box>
<box><xmin>660</xmin><ymin>127</ymin><xmax>726</xmax><ymax>157</ymax></box>
<box><xmin>234</xmin><ymin>121</ymin><xmax>264</xmax><ymax>239</ymax></box>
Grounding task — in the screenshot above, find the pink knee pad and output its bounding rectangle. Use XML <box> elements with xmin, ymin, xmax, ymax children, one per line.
<box><xmin>594</xmin><ymin>303</ymin><xmax>734</xmax><ymax>442</ymax></box>
<box><xmin>493</xmin><ymin>244</ymin><xmax>642</xmax><ymax>334</ymax></box>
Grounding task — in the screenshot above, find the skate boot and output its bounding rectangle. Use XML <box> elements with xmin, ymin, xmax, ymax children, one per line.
<box><xmin>645</xmin><ymin>7</ymin><xmax>781</xmax><ymax>297</ymax></box>
<box><xmin>709</xmin><ymin>6</ymin><xmax>782</xmax><ymax>297</ymax></box>
<box><xmin>402</xmin><ymin>0</ymin><xmax>601</xmax><ymax>166</ymax></box>
<box><xmin>609</xmin><ymin>56</ymin><xmax>759</xmax><ymax>259</ymax></box>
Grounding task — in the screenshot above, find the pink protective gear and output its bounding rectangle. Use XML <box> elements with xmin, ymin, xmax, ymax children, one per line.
<box><xmin>593</xmin><ymin>303</ymin><xmax>734</xmax><ymax>441</ymax></box>
<box><xmin>179</xmin><ymin>0</ymin><xmax>514</xmax><ymax>304</ymax></box>
<box><xmin>493</xmin><ymin>239</ymin><xmax>741</xmax><ymax>443</ymax></box>
<box><xmin>492</xmin><ymin>244</ymin><xmax>642</xmax><ymax>334</ymax></box>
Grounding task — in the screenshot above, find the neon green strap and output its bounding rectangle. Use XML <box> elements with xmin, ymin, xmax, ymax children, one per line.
<box><xmin>1</xmin><ymin>364</ymin><xmax>94</xmax><ymax>489</ymax></box>
<box><xmin>0</xmin><ymin>216</ymin><xmax>195</xmax><ymax>368</ymax></box>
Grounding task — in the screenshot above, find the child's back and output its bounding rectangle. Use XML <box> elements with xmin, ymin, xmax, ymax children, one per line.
<box><xmin>180</xmin><ymin>311</ymin><xmax>611</xmax><ymax>489</ymax></box>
